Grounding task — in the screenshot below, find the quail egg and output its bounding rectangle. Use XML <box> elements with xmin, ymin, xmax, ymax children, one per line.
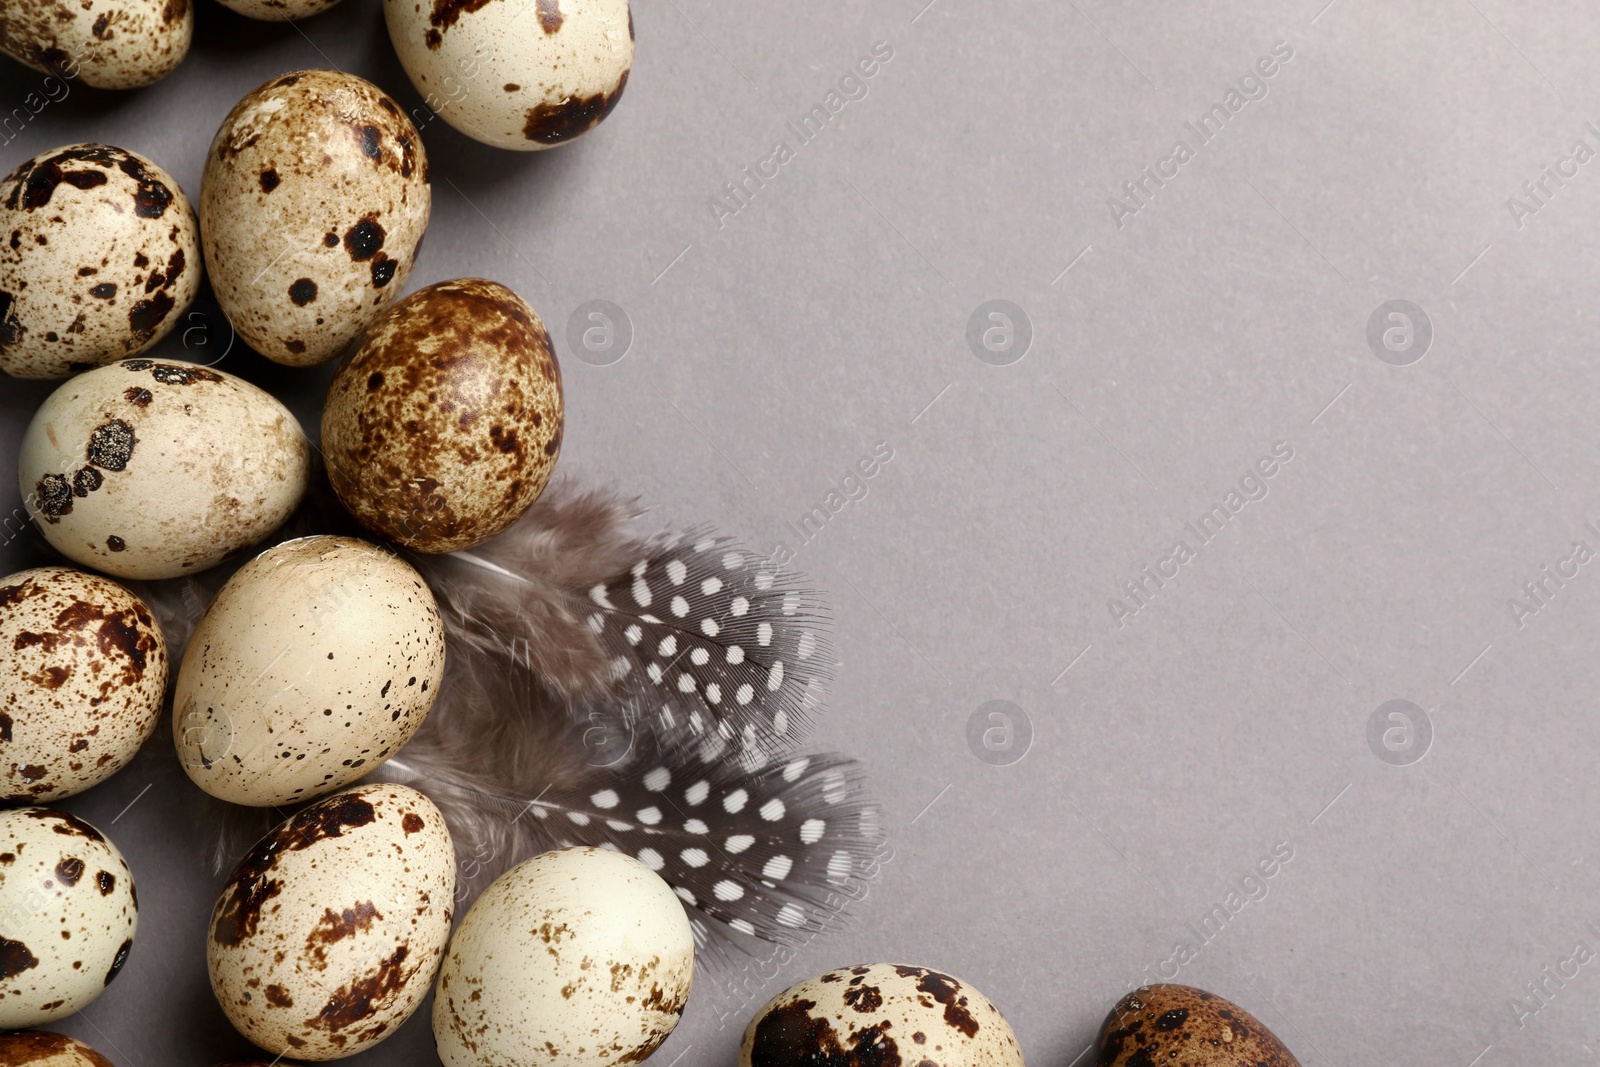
<box><xmin>17</xmin><ymin>358</ymin><xmax>311</xmax><ymax>579</ymax></box>
<box><xmin>0</xmin><ymin>0</ymin><xmax>190</xmax><ymax>89</ymax></box>
<box><xmin>0</xmin><ymin>1031</ymin><xmax>115</xmax><ymax>1065</ymax></box>
<box><xmin>434</xmin><ymin>846</ymin><xmax>694</xmax><ymax>1067</ymax></box>
<box><xmin>200</xmin><ymin>70</ymin><xmax>430</xmax><ymax>366</ymax></box>
<box><xmin>208</xmin><ymin>784</ymin><xmax>456</xmax><ymax>1060</ymax></box>
<box><xmin>0</xmin><ymin>143</ymin><xmax>201</xmax><ymax>379</ymax></box>
<box><xmin>0</xmin><ymin>566</ymin><xmax>167</xmax><ymax>802</ymax></box>
<box><xmin>741</xmin><ymin>963</ymin><xmax>1024</xmax><ymax>1067</ymax></box>
<box><xmin>321</xmin><ymin>278</ymin><xmax>563</xmax><ymax>552</ymax></box>
<box><xmin>1094</xmin><ymin>984</ymin><xmax>1300</xmax><ymax>1067</ymax></box>
<box><xmin>173</xmin><ymin>536</ymin><xmax>446</xmax><ymax>807</ymax></box>
<box><xmin>385</xmin><ymin>0</ymin><xmax>632</xmax><ymax>150</ymax></box>
<box><xmin>0</xmin><ymin>807</ymin><xmax>137</xmax><ymax>1029</ymax></box>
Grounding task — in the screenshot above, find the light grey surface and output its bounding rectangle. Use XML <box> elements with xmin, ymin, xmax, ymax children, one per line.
<box><xmin>5</xmin><ymin>0</ymin><xmax>1600</xmax><ymax>1063</ymax></box>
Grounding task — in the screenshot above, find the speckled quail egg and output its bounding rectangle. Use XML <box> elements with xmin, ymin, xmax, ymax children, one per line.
<box><xmin>17</xmin><ymin>358</ymin><xmax>311</xmax><ymax>579</ymax></box>
<box><xmin>385</xmin><ymin>0</ymin><xmax>632</xmax><ymax>150</ymax></box>
<box><xmin>214</xmin><ymin>0</ymin><xmax>344</xmax><ymax>21</ymax></box>
<box><xmin>741</xmin><ymin>963</ymin><xmax>1024</xmax><ymax>1067</ymax></box>
<box><xmin>201</xmin><ymin>70</ymin><xmax>430</xmax><ymax>366</ymax></box>
<box><xmin>0</xmin><ymin>808</ymin><xmax>137</xmax><ymax>1029</ymax></box>
<box><xmin>321</xmin><ymin>278</ymin><xmax>563</xmax><ymax>553</ymax></box>
<box><xmin>0</xmin><ymin>0</ymin><xmax>190</xmax><ymax>89</ymax></box>
<box><xmin>0</xmin><ymin>144</ymin><xmax>201</xmax><ymax>380</ymax></box>
<box><xmin>0</xmin><ymin>1031</ymin><xmax>115</xmax><ymax>1065</ymax></box>
<box><xmin>208</xmin><ymin>783</ymin><xmax>456</xmax><ymax>1060</ymax></box>
<box><xmin>173</xmin><ymin>535</ymin><xmax>446</xmax><ymax>807</ymax></box>
<box><xmin>433</xmin><ymin>846</ymin><xmax>694</xmax><ymax>1067</ymax></box>
<box><xmin>0</xmin><ymin>567</ymin><xmax>167</xmax><ymax>802</ymax></box>
<box><xmin>1094</xmin><ymin>984</ymin><xmax>1300</xmax><ymax>1067</ymax></box>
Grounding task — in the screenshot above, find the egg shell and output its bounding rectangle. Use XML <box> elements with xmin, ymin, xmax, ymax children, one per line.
<box><xmin>0</xmin><ymin>1031</ymin><xmax>115</xmax><ymax>1066</ymax></box>
<box><xmin>0</xmin><ymin>567</ymin><xmax>167</xmax><ymax>802</ymax></box>
<box><xmin>0</xmin><ymin>808</ymin><xmax>137</xmax><ymax>1029</ymax></box>
<box><xmin>200</xmin><ymin>70</ymin><xmax>430</xmax><ymax>366</ymax></box>
<box><xmin>173</xmin><ymin>536</ymin><xmax>446</xmax><ymax>807</ymax></box>
<box><xmin>0</xmin><ymin>0</ymin><xmax>190</xmax><ymax>89</ymax></box>
<box><xmin>385</xmin><ymin>0</ymin><xmax>632</xmax><ymax>151</ymax></box>
<box><xmin>213</xmin><ymin>0</ymin><xmax>344</xmax><ymax>21</ymax></box>
<box><xmin>0</xmin><ymin>144</ymin><xmax>201</xmax><ymax>380</ymax></box>
<box><xmin>1095</xmin><ymin>984</ymin><xmax>1300</xmax><ymax>1067</ymax></box>
<box><xmin>207</xmin><ymin>784</ymin><xmax>454</xmax><ymax>1060</ymax></box>
<box><xmin>17</xmin><ymin>358</ymin><xmax>311</xmax><ymax>580</ymax></box>
<box><xmin>740</xmin><ymin>963</ymin><xmax>1024</xmax><ymax>1067</ymax></box>
<box><xmin>321</xmin><ymin>278</ymin><xmax>563</xmax><ymax>553</ymax></box>
<box><xmin>433</xmin><ymin>846</ymin><xmax>694</xmax><ymax>1067</ymax></box>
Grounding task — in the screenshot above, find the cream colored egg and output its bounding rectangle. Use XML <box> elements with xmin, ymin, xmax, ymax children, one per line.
<box><xmin>0</xmin><ymin>0</ymin><xmax>190</xmax><ymax>89</ymax></box>
<box><xmin>385</xmin><ymin>0</ymin><xmax>632</xmax><ymax>151</ymax></box>
<box><xmin>173</xmin><ymin>536</ymin><xmax>445</xmax><ymax>807</ymax></box>
<box><xmin>200</xmin><ymin>70</ymin><xmax>430</xmax><ymax>366</ymax></box>
<box><xmin>740</xmin><ymin>963</ymin><xmax>1025</xmax><ymax>1067</ymax></box>
<box><xmin>214</xmin><ymin>0</ymin><xmax>345</xmax><ymax>21</ymax></box>
<box><xmin>0</xmin><ymin>567</ymin><xmax>167</xmax><ymax>802</ymax></box>
<box><xmin>0</xmin><ymin>144</ymin><xmax>201</xmax><ymax>380</ymax></box>
<box><xmin>17</xmin><ymin>358</ymin><xmax>311</xmax><ymax>580</ymax></box>
<box><xmin>208</xmin><ymin>783</ymin><xmax>455</xmax><ymax>1060</ymax></box>
<box><xmin>0</xmin><ymin>1031</ymin><xmax>116</xmax><ymax>1065</ymax></box>
<box><xmin>434</xmin><ymin>846</ymin><xmax>693</xmax><ymax>1067</ymax></box>
<box><xmin>0</xmin><ymin>808</ymin><xmax>137</xmax><ymax>1029</ymax></box>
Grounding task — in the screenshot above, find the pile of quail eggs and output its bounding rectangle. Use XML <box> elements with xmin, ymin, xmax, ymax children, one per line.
<box><xmin>0</xmin><ymin>1</ymin><xmax>1312</xmax><ymax>1064</ymax></box>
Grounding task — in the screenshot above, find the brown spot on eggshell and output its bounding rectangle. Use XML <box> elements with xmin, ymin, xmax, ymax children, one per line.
<box><xmin>85</xmin><ymin>420</ymin><xmax>135</xmax><ymax>470</ymax></box>
<box><xmin>54</xmin><ymin>856</ymin><xmax>83</xmax><ymax>887</ymax></box>
<box><xmin>0</xmin><ymin>936</ymin><xmax>39</xmax><ymax>979</ymax></box>
<box><xmin>523</xmin><ymin>69</ymin><xmax>629</xmax><ymax>145</ymax></box>
<box><xmin>103</xmin><ymin>937</ymin><xmax>131</xmax><ymax>985</ymax></box>
<box><xmin>535</xmin><ymin>0</ymin><xmax>561</xmax><ymax>32</ymax></box>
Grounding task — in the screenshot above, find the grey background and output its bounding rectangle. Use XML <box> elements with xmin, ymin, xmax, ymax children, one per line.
<box><xmin>3</xmin><ymin>0</ymin><xmax>1600</xmax><ymax>1063</ymax></box>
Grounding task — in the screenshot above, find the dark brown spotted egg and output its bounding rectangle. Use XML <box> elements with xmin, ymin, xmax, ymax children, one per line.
<box><xmin>16</xmin><ymin>358</ymin><xmax>311</xmax><ymax>580</ymax></box>
<box><xmin>0</xmin><ymin>567</ymin><xmax>167</xmax><ymax>803</ymax></box>
<box><xmin>200</xmin><ymin>70</ymin><xmax>429</xmax><ymax>366</ymax></box>
<box><xmin>385</xmin><ymin>0</ymin><xmax>632</xmax><ymax>150</ymax></box>
<box><xmin>741</xmin><ymin>963</ymin><xmax>1024</xmax><ymax>1067</ymax></box>
<box><xmin>0</xmin><ymin>808</ymin><xmax>137</xmax><ymax>1029</ymax></box>
<box><xmin>433</xmin><ymin>846</ymin><xmax>693</xmax><ymax>1067</ymax></box>
<box><xmin>0</xmin><ymin>1031</ymin><xmax>115</xmax><ymax>1065</ymax></box>
<box><xmin>1095</xmin><ymin>984</ymin><xmax>1300</xmax><ymax>1067</ymax></box>
<box><xmin>321</xmin><ymin>278</ymin><xmax>562</xmax><ymax>553</ymax></box>
<box><xmin>173</xmin><ymin>536</ymin><xmax>446</xmax><ymax>807</ymax></box>
<box><xmin>0</xmin><ymin>144</ymin><xmax>201</xmax><ymax>379</ymax></box>
<box><xmin>207</xmin><ymin>783</ymin><xmax>456</xmax><ymax>1059</ymax></box>
<box><xmin>0</xmin><ymin>0</ymin><xmax>190</xmax><ymax>89</ymax></box>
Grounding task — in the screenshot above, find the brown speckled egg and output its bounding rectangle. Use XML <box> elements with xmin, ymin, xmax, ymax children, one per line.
<box><xmin>208</xmin><ymin>783</ymin><xmax>455</xmax><ymax>1060</ymax></box>
<box><xmin>433</xmin><ymin>846</ymin><xmax>693</xmax><ymax>1067</ymax></box>
<box><xmin>0</xmin><ymin>1031</ymin><xmax>116</xmax><ymax>1065</ymax></box>
<box><xmin>200</xmin><ymin>70</ymin><xmax>429</xmax><ymax>367</ymax></box>
<box><xmin>16</xmin><ymin>358</ymin><xmax>311</xmax><ymax>580</ymax></box>
<box><xmin>741</xmin><ymin>963</ymin><xmax>1024</xmax><ymax>1067</ymax></box>
<box><xmin>0</xmin><ymin>808</ymin><xmax>137</xmax><ymax>1029</ymax></box>
<box><xmin>0</xmin><ymin>144</ymin><xmax>201</xmax><ymax>380</ymax></box>
<box><xmin>321</xmin><ymin>278</ymin><xmax>562</xmax><ymax>553</ymax></box>
<box><xmin>385</xmin><ymin>0</ymin><xmax>632</xmax><ymax>151</ymax></box>
<box><xmin>0</xmin><ymin>567</ymin><xmax>167</xmax><ymax>802</ymax></box>
<box><xmin>0</xmin><ymin>0</ymin><xmax>190</xmax><ymax>89</ymax></box>
<box><xmin>172</xmin><ymin>536</ymin><xmax>446</xmax><ymax>807</ymax></box>
<box><xmin>1095</xmin><ymin>984</ymin><xmax>1300</xmax><ymax>1067</ymax></box>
